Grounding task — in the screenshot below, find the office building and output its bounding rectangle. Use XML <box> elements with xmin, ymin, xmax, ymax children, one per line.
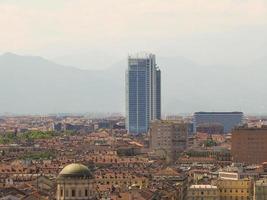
<box><xmin>193</xmin><ymin>112</ymin><xmax>244</xmax><ymax>133</ymax></box>
<box><xmin>126</xmin><ymin>53</ymin><xmax>161</xmax><ymax>135</ymax></box>
<box><xmin>232</xmin><ymin>126</ymin><xmax>267</xmax><ymax>164</ymax></box>
<box><xmin>149</xmin><ymin>120</ymin><xmax>187</xmax><ymax>162</ymax></box>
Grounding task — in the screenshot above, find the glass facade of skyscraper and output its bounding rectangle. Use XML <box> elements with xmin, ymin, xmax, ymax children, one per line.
<box><xmin>126</xmin><ymin>53</ymin><xmax>161</xmax><ymax>135</ymax></box>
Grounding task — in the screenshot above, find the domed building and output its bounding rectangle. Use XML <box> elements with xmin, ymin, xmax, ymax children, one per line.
<box><xmin>56</xmin><ymin>163</ymin><xmax>96</xmax><ymax>200</ymax></box>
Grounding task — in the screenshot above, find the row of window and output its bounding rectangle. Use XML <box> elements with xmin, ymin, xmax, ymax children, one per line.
<box><xmin>219</xmin><ymin>189</ymin><xmax>248</xmax><ymax>193</ymax></box>
<box><xmin>60</xmin><ymin>188</ymin><xmax>91</xmax><ymax>197</ymax></box>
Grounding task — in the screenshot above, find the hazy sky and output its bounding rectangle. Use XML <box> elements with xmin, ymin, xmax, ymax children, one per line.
<box><xmin>1</xmin><ymin>0</ymin><xmax>267</xmax><ymax>69</ymax></box>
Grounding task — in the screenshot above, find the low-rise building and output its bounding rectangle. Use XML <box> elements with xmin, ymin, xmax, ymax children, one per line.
<box><xmin>95</xmin><ymin>171</ymin><xmax>148</xmax><ymax>190</ymax></box>
<box><xmin>254</xmin><ymin>178</ymin><xmax>267</xmax><ymax>200</ymax></box>
<box><xmin>153</xmin><ymin>167</ymin><xmax>188</xmax><ymax>200</ymax></box>
<box><xmin>56</xmin><ymin>163</ymin><xmax>96</xmax><ymax>200</ymax></box>
<box><xmin>187</xmin><ymin>185</ymin><xmax>220</xmax><ymax>200</ymax></box>
<box><xmin>216</xmin><ymin>172</ymin><xmax>253</xmax><ymax>200</ymax></box>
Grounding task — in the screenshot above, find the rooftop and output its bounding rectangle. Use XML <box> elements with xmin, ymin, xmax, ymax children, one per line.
<box><xmin>194</xmin><ymin>112</ymin><xmax>243</xmax><ymax>115</ymax></box>
<box><xmin>58</xmin><ymin>163</ymin><xmax>93</xmax><ymax>179</ymax></box>
<box><xmin>128</xmin><ymin>52</ymin><xmax>155</xmax><ymax>60</ymax></box>
<box><xmin>190</xmin><ymin>185</ymin><xmax>218</xmax><ymax>189</ymax></box>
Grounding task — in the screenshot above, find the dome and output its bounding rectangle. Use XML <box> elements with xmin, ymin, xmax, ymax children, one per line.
<box><xmin>58</xmin><ymin>163</ymin><xmax>93</xmax><ymax>179</ymax></box>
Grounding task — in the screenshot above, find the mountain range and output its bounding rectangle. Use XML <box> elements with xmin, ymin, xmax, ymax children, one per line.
<box><xmin>0</xmin><ymin>52</ymin><xmax>266</xmax><ymax>115</ymax></box>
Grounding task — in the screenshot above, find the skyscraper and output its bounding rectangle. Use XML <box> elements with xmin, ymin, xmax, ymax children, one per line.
<box><xmin>126</xmin><ymin>53</ymin><xmax>161</xmax><ymax>135</ymax></box>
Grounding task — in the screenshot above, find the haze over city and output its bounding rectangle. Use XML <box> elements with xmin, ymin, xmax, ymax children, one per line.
<box><xmin>0</xmin><ymin>0</ymin><xmax>267</xmax><ymax>115</ymax></box>
<box><xmin>1</xmin><ymin>0</ymin><xmax>266</xmax><ymax>68</ymax></box>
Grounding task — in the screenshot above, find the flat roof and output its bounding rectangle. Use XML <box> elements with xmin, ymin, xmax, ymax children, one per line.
<box><xmin>190</xmin><ymin>185</ymin><xmax>218</xmax><ymax>189</ymax></box>
<box><xmin>194</xmin><ymin>112</ymin><xmax>243</xmax><ymax>115</ymax></box>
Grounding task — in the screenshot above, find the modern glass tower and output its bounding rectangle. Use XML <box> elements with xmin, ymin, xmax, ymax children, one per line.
<box><xmin>126</xmin><ymin>53</ymin><xmax>161</xmax><ymax>135</ymax></box>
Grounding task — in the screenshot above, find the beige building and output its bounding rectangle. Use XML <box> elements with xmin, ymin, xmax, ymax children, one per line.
<box><xmin>216</xmin><ymin>172</ymin><xmax>253</xmax><ymax>200</ymax></box>
<box><xmin>149</xmin><ymin>120</ymin><xmax>187</xmax><ymax>162</ymax></box>
<box><xmin>254</xmin><ymin>178</ymin><xmax>267</xmax><ymax>200</ymax></box>
<box><xmin>56</xmin><ymin>163</ymin><xmax>96</xmax><ymax>200</ymax></box>
<box><xmin>187</xmin><ymin>185</ymin><xmax>220</xmax><ymax>200</ymax></box>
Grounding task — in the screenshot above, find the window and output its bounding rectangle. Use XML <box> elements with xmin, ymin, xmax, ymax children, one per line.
<box><xmin>72</xmin><ymin>189</ymin><xmax>75</xmax><ymax>197</ymax></box>
<box><xmin>85</xmin><ymin>189</ymin><xmax>88</xmax><ymax>196</ymax></box>
<box><xmin>60</xmin><ymin>189</ymin><xmax>63</xmax><ymax>196</ymax></box>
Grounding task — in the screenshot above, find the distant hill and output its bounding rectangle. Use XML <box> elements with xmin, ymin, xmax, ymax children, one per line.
<box><xmin>158</xmin><ymin>56</ymin><xmax>267</xmax><ymax>114</ymax></box>
<box><xmin>0</xmin><ymin>53</ymin><xmax>266</xmax><ymax>115</ymax></box>
<box><xmin>0</xmin><ymin>53</ymin><xmax>124</xmax><ymax>114</ymax></box>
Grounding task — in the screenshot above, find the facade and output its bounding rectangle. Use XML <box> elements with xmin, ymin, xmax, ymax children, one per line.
<box><xmin>216</xmin><ymin>179</ymin><xmax>253</xmax><ymax>200</ymax></box>
<box><xmin>196</xmin><ymin>123</ymin><xmax>224</xmax><ymax>134</ymax></box>
<box><xmin>56</xmin><ymin>163</ymin><xmax>96</xmax><ymax>200</ymax></box>
<box><xmin>149</xmin><ymin>120</ymin><xmax>188</xmax><ymax>162</ymax></box>
<box><xmin>254</xmin><ymin>178</ymin><xmax>267</xmax><ymax>200</ymax></box>
<box><xmin>216</xmin><ymin>173</ymin><xmax>253</xmax><ymax>200</ymax></box>
<box><xmin>126</xmin><ymin>53</ymin><xmax>161</xmax><ymax>135</ymax></box>
<box><xmin>193</xmin><ymin>112</ymin><xmax>244</xmax><ymax>133</ymax></box>
<box><xmin>231</xmin><ymin>126</ymin><xmax>267</xmax><ymax>164</ymax></box>
<box><xmin>187</xmin><ymin>185</ymin><xmax>220</xmax><ymax>200</ymax></box>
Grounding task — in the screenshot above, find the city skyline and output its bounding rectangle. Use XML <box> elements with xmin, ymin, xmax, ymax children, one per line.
<box><xmin>0</xmin><ymin>52</ymin><xmax>266</xmax><ymax>115</ymax></box>
<box><xmin>1</xmin><ymin>1</ymin><xmax>267</xmax><ymax>199</ymax></box>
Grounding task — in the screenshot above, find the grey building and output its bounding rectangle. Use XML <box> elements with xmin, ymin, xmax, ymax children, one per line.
<box><xmin>126</xmin><ymin>53</ymin><xmax>161</xmax><ymax>135</ymax></box>
<box><xmin>149</xmin><ymin>120</ymin><xmax>188</xmax><ymax>162</ymax></box>
<box><xmin>193</xmin><ymin>112</ymin><xmax>244</xmax><ymax>134</ymax></box>
<box><xmin>254</xmin><ymin>178</ymin><xmax>267</xmax><ymax>200</ymax></box>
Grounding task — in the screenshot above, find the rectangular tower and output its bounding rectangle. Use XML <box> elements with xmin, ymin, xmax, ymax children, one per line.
<box><xmin>232</xmin><ymin>126</ymin><xmax>267</xmax><ymax>164</ymax></box>
<box><xmin>126</xmin><ymin>53</ymin><xmax>161</xmax><ymax>135</ymax></box>
<box><xmin>149</xmin><ymin>120</ymin><xmax>188</xmax><ymax>162</ymax></box>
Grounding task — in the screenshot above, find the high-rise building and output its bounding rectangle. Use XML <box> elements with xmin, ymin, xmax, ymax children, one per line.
<box><xmin>193</xmin><ymin>112</ymin><xmax>244</xmax><ymax>134</ymax></box>
<box><xmin>231</xmin><ymin>126</ymin><xmax>267</xmax><ymax>164</ymax></box>
<box><xmin>126</xmin><ymin>53</ymin><xmax>161</xmax><ymax>135</ymax></box>
<box><xmin>149</xmin><ymin>120</ymin><xmax>187</xmax><ymax>162</ymax></box>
